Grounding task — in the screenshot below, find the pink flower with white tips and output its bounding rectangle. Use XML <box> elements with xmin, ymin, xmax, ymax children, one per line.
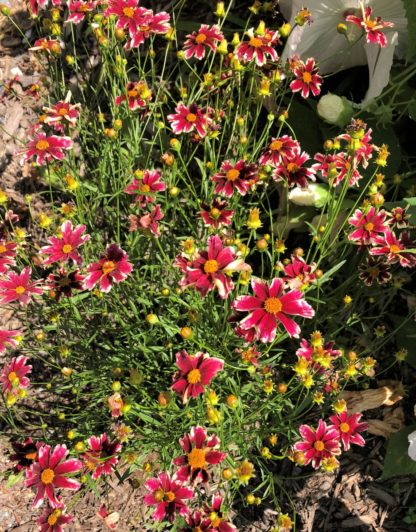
<box><xmin>167</xmin><ymin>103</ymin><xmax>212</xmax><ymax>138</ymax></box>
<box><xmin>66</xmin><ymin>0</ymin><xmax>97</xmax><ymax>24</ymax></box>
<box><xmin>348</xmin><ymin>207</ymin><xmax>387</xmax><ymax>245</ymax></box>
<box><xmin>128</xmin><ymin>9</ymin><xmax>171</xmax><ymax>49</ymax></box>
<box><xmin>25</xmin><ymin>444</ymin><xmax>82</xmax><ymax>508</ymax></box>
<box><xmin>232</xmin><ymin>277</ymin><xmax>314</xmax><ymax>342</ymax></box>
<box><xmin>82</xmin><ymin>433</ymin><xmax>122</xmax><ymax>480</ymax></box>
<box><xmin>128</xmin><ymin>204</ymin><xmax>164</xmax><ymax>237</ymax></box>
<box><xmin>22</xmin><ymin>132</ymin><xmax>72</xmax><ymax>166</ymax></box>
<box><xmin>235</xmin><ymin>28</ymin><xmax>280</xmax><ymax>66</ymax></box>
<box><xmin>290</xmin><ymin>58</ymin><xmax>323</xmax><ymax>99</ymax></box>
<box><xmin>144</xmin><ymin>471</ymin><xmax>194</xmax><ymax>522</ymax></box>
<box><xmin>0</xmin><ymin>329</ymin><xmax>20</xmax><ymax>354</ymax></box>
<box><xmin>0</xmin><ymin>355</ymin><xmax>31</xmax><ymax>395</ymax></box>
<box><xmin>329</xmin><ymin>411</ymin><xmax>368</xmax><ymax>451</ymax></box>
<box><xmin>212</xmin><ymin>160</ymin><xmax>258</xmax><ymax>198</ymax></box>
<box><xmin>42</xmin><ymin>101</ymin><xmax>80</xmax><ymax>131</ymax></box>
<box><xmin>0</xmin><ymin>267</ymin><xmax>43</xmax><ymax>305</ymax></box>
<box><xmin>84</xmin><ymin>244</ymin><xmax>133</xmax><ymax>293</ymax></box>
<box><xmin>313</xmin><ymin>152</ymin><xmax>362</xmax><ymax>187</ymax></box>
<box><xmin>124</xmin><ymin>170</ymin><xmax>166</xmax><ymax>207</ymax></box>
<box><xmin>183</xmin><ymin>24</ymin><xmax>224</xmax><ymax>60</ymax></box>
<box><xmin>293</xmin><ymin>419</ymin><xmax>341</xmax><ymax>469</ymax></box>
<box><xmin>0</xmin><ymin>240</ymin><xmax>17</xmax><ymax>274</ymax></box>
<box><xmin>369</xmin><ymin>230</ymin><xmax>416</xmax><ymax>268</ymax></box>
<box><xmin>259</xmin><ymin>135</ymin><xmax>299</xmax><ymax>167</ymax></box>
<box><xmin>272</xmin><ymin>150</ymin><xmax>316</xmax><ymax>189</ymax></box>
<box><xmin>172</xmin><ymin>350</ymin><xmax>224</xmax><ymax>404</ymax></box>
<box><xmin>279</xmin><ymin>255</ymin><xmax>317</xmax><ymax>290</ymax></box>
<box><xmin>37</xmin><ymin>506</ymin><xmax>73</xmax><ymax>532</ymax></box>
<box><xmin>203</xmin><ymin>494</ymin><xmax>236</xmax><ymax>531</ymax></box>
<box><xmin>40</xmin><ymin>220</ymin><xmax>90</xmax><ymax>265</ymax></box>
<box><xmin>104</xmin><ymin>0</ymin><xmax>139</xmax><ymax>36</ymax></box>
<box><xmin>346</xmin><ymin>4</ymin><xmax>394</xmax><ymax>47</ymax></box>
<box><xmin>115</xmin><ymin>81</ymin><xmax>152</xmax><ymax>111</ymax></box>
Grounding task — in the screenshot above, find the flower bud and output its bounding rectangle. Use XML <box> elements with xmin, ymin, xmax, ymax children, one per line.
<box><xmin>317</xmin><ymin>94</ymin><xmax>354</xmax><ymax>128</ymax></box>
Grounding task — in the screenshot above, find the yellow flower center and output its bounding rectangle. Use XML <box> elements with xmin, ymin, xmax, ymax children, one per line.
<box><xmin>41</xmin><ymin>468</ymin><xmax>55</xmax><ymax>484</ymax></box>
<box><xmin>249</xmin><ymin>36</ymin><xmax>263</xmax><ymax>48</ymax></box>
<box><xmin>0</xmin><ymin>244</ymin><xmax>6</xmax><ymax>253</ymax></box>
<box><xmin>339</xmin><ymin>422</ymin><xmax>350</xmax><ymax>433</ymax></box>
<box><xmin>226</xmin><ymin>168</ymin><xmax>240</xmax><ymax>181</ymax></box>
<box><xmin>188</xmin><ymin>447</ymin><xmax>207</xmax><ymax>469</ymax></box>
<box><xmin>35</xmin><ymin>139</ymin><xmax>50</xmax><ymax>151</ymax></box>
<box><xmin>195</xmin><ymin>33</ymin><xmax>207</xmax><ymax>44</ymax></box>
<box><xmin>368</xmin><ymin>267</ymin><xmax>379</xmax><ymax>277</ymax></box>
<box><xmin>389</xmin><ymin>244</ymin><xmax>400</xmax><ymax>254</ymax></box>
<box><xmin>47</xmin><ymin>509</ymin><xmax>61</xmax><ymax>526</ymax></box>
<box><xmin>25</xmin><ymin>451</ymin><xmax>37</xmax><ymax>460</ymax></box>
<box><xmin>139</xmin><ymin>184</ymin><xmax>151</xmax><ymax>193</ymax></box>
<box><xmin>102</xmin><ymin>260</ymin><xmax>116</xmax><ymax>274</ymax></box>
<box><xmin>365</xmin><ymin>19</ymin><xmax>377</xmax><ymax>30</ymax></box>
<box><xmin>364</xmin><ymin>222</ymin><xmax>374</xmax><ymax>231</ymax></box>
<box><xmin>164</xmin><ymin>491</ymin><xmax>176</xmax><ymax>502</ymax></box>
<box><xmin>186</xmin><ymin>113</ymin><xmax>197</xmax><ymax>123</ymax></box>
<box><xmin>122</xmin><ymin>6</ymin><xmax>134</xmax><ymax>17</ymax></box>
<box><xmin>62</xmin><ymin>244</ymin><xmax>72</xmax><ymax>253</ymax></box>
<box><xmin>314</xmin><ymin>440</ymin><xmax>325</xmax><ymax>452</ymax></box>
<box><xmin>210</xmin><ymin>207</ymin><xmax>221</xmax><ymax>219</ymax></box>
<box><xmin>153</xmin><ymin>489</ymin><xmax>164</xmax><ymax>502</ymax></box>
<box><xmin>204</xmin><ymin>259</ymin><xmax>219</xmax><ymax>273</ymax></box>
<box><xmin>187</xmin><ymin>368</ymin><xmax>201</xmax><ymax>384</ymax></box>
<box><xmin>58</xmin><ymin>107</ymin><xmax>68</xmax><ymax>116</ymax></box>
<box><xmin>8</xmin><ymin>371</ymin><xmax>18</xmax><ymax>383</ymax></box>
<box><xmin>210</xmin><ymin>512</ymin><xmax>222</xmax><ymax>527</ymax></box>
<box><xmin>264</xmin><ymin>297</ymin><xmax>282</xmax><ymax>314</ymax></box>
<box><xmin>128</xmin><ymin>89</ymin><xmax>139</xmax><ymax>98</ymax></box>
<box><xmin>15</xmin><ymin>286</ymin><xmax>26</xmax><ymax>295</ymax></box>
<box><xmin>286</xmin><ymin>162</ymin><xmax>299</xmax><ymax>173</ymax></box>
<box><xmin>139</xmin><ymin>24</ymin><xmax>151</xmax><ymax>32</ymax></box>
<box><xmin>269</xmin><ymin>140</ymin><xmax>283</xmax><ymax>151</ymax></box>
<box><xmin>302</xmin><ymin>71</ymin><xmax>312</xmax><ymax>84</ymax></box>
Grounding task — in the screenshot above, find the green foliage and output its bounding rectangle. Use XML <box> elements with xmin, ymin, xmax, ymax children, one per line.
<box><xmin>381</xmin><ymin>425</ymin><xmax>416</xmax><ymax>480</ymax></box>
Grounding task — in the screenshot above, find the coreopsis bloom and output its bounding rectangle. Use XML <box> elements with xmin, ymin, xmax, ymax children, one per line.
<box><xmin>358</xmin><ymin>256</ymin><xmax>392</xmax><ymax>286</ymax></box>
<box><xmin>82</xmin><ymin>434</ymin><xmax>122</xmax><ymax>480</ymax></box>
<box><xmin>293</xmin><ymin>420</ymin><xmax>341</xmax><ymax>469</ymax></box>
<box><xmin>272</xmin><ymin>150</ymin><xmax>316</xmax><ymax>188</ymax></box>
<box><xmin>144</xmin><ymin>471</ymin><xmax>194</xmax><ymax>522</ymax></box>
<box><xmin>172</xmin><ymin>350</ymin><xmax>224</xmax><ymax>403</ymax></box>
<box><xmin>104</xmin><ymin>0</ymin><xmax>140</xmax><ymax>36</ymax></box>
<box><xmin>29</xmin><ymin>38</ymin><xmax>62</xmax><ymax>54</ymax></box>
<box><xmin>42</xmin><ymin>101</ymin><xmax>80</xmax><ymax>131</ymax></box>
<box><xmin>66</xmin><ymin>0</ymin><xmax>97</xmax><ymax>24</ymax></box>
<box><xmin>128</xmin><ymin>9</ymin><xmax>171</xmax><ymax>49</ymax></box>
<box><xmin>235</xmin><ymin>27</ymin><xmax>280</xmax><ymax>66</ymax></box>
<box><xmin>0</xmin><ymin>267</ymin><xmax>43</xmax><ymax>305</ymax></box>
<box><xmin>232</xmin><ymin>277</ymin><xmax>315</xmax><ymax>341</ymax></box>
<box><xmin>212</xmin><ymin>160</ymin><xmax>258</xmax><ymax>197</ymax></box>
<box><xmin>370</xmin><ymin>230</ymin><xmax>416</xmax><ymax>268</ymax></box>
<box><xmin>259</xmin><ymin>135</ymin><xmax>299</xmax><ymax>167</ymax></box>
<box><xmin>167</xmin><ymin>103</ymin><xmax>212</xmax><ymax>138</ymax></box>
<box><xmin>10</xmin><ymin>438</ymin><xmax>39</xmax><ymax>471</ymax></box>
<box><xmin>346</xmin><ymin>4</ymin><xmax>394</xmax><ymax>47</ymax></box>
<box><xmin>313</xmin><ymin>152</ymin><xmax>362</xmax><ymax>187</ymax></box>
<box><xmin>203</xmin><ymin>495</ymin><xmax>236</xmax><ymax>531</ymax></box>
<box><xmin>329</xmin><ymin>411</ymin><xmax>368</xmax><ymax>451</ymax></box>
<box><xmin>200</xmin><ymin>198</ymin><xmax>234</xmax><ymax>229</ymax></box>
<box><xmin>22</xmin><ymin>132</ymin><xmax>72</xmax><ymax>165</ymax></box>
<box><xmin>0</xmin><ymin>240</ymin><xmax>17</xmax><ymax>274</ymax></box>
<box><xmin>115</xmin><ymin>81</ymin><xmax>152</xmax><ymax>111</ymax></box>
<box><xmin>124</xmin><ymin>170</ymin><xmax>165</xmax><ymax>206</ymax></box>
<box><xmin>183</xmin><ymin>511</ymin><xmax>212</xmax><ymax>531</ymax></box>
<box><xmin>37</xmin><ymin>506</ymin><xmax>73</xmax><ymax>532</ymax></box>
<box><xmin>337</xmin><ymin>120</ymin><xmax>374</xmax><ymax>167</ymax></box>
<box><xmin>47</xmin><ymin>269</ymin><xmax>85</xmax><ymax>300</ymax></box>
<box><xmin>279</xmin><ymin>255</ymin><xmax>317</xmax><ymax>290</ymax></box>
<box><xmin>235</xmin><ymin>459</ymin><xmax>255</xmax><ymax>484</ymax></box>
<box><xmin>173</xmin><ymin>426</ymin><xmax>226</xmax><ymax>483</ymax></box>
<box><xmin>386</xmin><ymin>206</ymin><xmax>410</xmax><ymax>229</ymax></box>
<box><xmin>40</xmin><ymin>220</ymin><xmax>90</xmax><ymax>265</ymax></box>
<box><xmin>348</xmin><ymin>207</ymin><xmax>387</xmax><ymax>245</ymax></box>
<box><xmin>289</xmin><ymin>58</ymin><xmax>322</xmax><ymax>98</ymax></box>
<box><xmin>0</xmin><ymin>329</ymin><xmax>20</xmax><ymax>354</ymax></box>
<box><xmin>183</xmin><ymin>24</ymin><xmax>224</xmax><ymax>60</ymax></box>
<box><xmin>108</xmin><ymin>392</ymin><xmax>124</xmax><ymax>417</ymax></box>
<box><xmin>84</xmin><ymin>244</ymin><xmax>133</xmax><ymax>293</ymax></box>
<box><xmin>128</xmin><ymin>204</ymin><xmax>164</xmax><ymax>237</ymax></box>
<box><xmin>296</xmin><ymin>334</ymin><xmax>341</xmax><ymax>371</ymax></box>
<box><xmin>25</xmin><ymin>444</ymin><xmax>82</xmax><ymax>508</ymax></box>
<box><xmin>235</xmin><ymin>345</ymin><xmax>261</xmax><ymax>366</ymax></box>
<box><xmin>177</xmin><ymin>235</ymin><xmax>250</xmax><ymax>299</ymax></box>
<box><xmin>0</xmin><ymin>355</ymin><xmax>31</xmax><ymax>396</ymax></box>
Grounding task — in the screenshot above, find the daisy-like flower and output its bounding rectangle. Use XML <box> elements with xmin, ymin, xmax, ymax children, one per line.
<box><xmin>337</xmin><ymin>119</ymin><xmax>374</xmax><ymax>168</ymax></box>
<box><xmin>279</xmin><ymin>255</ymin><xmax>317</xmax><ymax>290</ymax></box>
<box><xmin>167</xmin><ymin>103</ymin><xmax>212</xmax><ymax>138</ymax></box>
<box><xmin>348</xmin><ymin>207</ymin><xmax>387</xmax><ymax>245</ymax></box>
<box><xmin>293</xmin><ymin>419</ymin><xmax>341</xmax><ymax>469</ymax></box>
<box><xmin>346</xmin><ymin>4</ymin><xmax>394</xmax><ymax>47</ymax></box>
<box><xmin>0</xmin><ymin>240</ymin><xmax>17</xmax><ymax>274</ymax></box>
<box><xmin>104</xmin><ymin>0</ymin><xmax>140</xmax><ymax>36</ymax></box>
<box><xmin>128</xmin><ymin>8</ymin><xmax>171</xmax><ymax>49</ymax></box>
<box><xmin>313</xmin><ymin>152</ymin><xmax>362</xmax><ymax>187</ymax></box>
<box><xmin>289</xmin><ymin>57</ymin><xmax>323</xmax><ymax>98</ymax></box>
<box><xmin>235</xmin><ymin>27</ymin><xmax>280</xmax><ymax>66</ymax></box>
<box><xmin>0</xmin><ymin>267</ymin><xmax>43</xmax><ymax>305</ymax></box>
<box><xmin>128</xmin><ymin>204</ymin><xmax>164</xmax><ymax>237</ymax></box>
<box><xmin>47</xmin><ymin>269</ymin><xmax>85</xmax><ymax>300</ymax></box>
<box><xmin>144</xmin><ymin>471</ymin><xmax>194</xmax><ymax>523</ymax></box>
<box><xmin>0</xmin><ymin>329</ymin><xmax>20</xmax><ymax>354</ymax></box>
<box><xmin>200</xmin><ymin>198</ymin><xmax>234</xmax><ymax>229</ymax></box>
<box><xmin>203</xmin><ymin>495</ymin><xmax>236</xmax><ymax>531</ymax></box>
<box><xmin>358</xmin><ymin>256</ymin><xmax>391</xmax><ymax>286</ymax></box>
<box><xmin>329</xmin><ymin>411</ymin><xmax>368</xmax><ymax>451</ymax></box>
<box><xmin>29</xmin><ymin>38</ymin><xmax>62</xmax><ymax>55</ymax></box>
<box><xmin>272</xmin><ymin>150</ymin><xmax>316</xmax><ymax>188</ymax></box>
<box><xmin>235</xmin><ymin>459</ymin><xmax>255</xmax><ymax>484</ymax></box>
<box><xmin>232</xmin><ymin>277</ymin><xmax>315</xmax><ymax>342</ymax></box>
<box><xmin>183</xmin><ymin>24</ymin><xmax>224</xmax><ymax>60</ymax></box>
<box><xmin>37</xmin><ymin>506</ymin><xmax>73</xmax><ymax>532</ymax></box>
<box><xmin>66</xmin><ymin>0</ymin><xmax>97</xmax><ymax>24</ymax></box>
<box><xmin>296</xmin><ymin>333</ymin><xmax>341</xmax><ymax>371</ymax></box>
<box><xmin>212</xmin><ymin>160</ymin><xmax>258</xmax><ymax>197</ymax></box>
<box><xmin>183</xmin><ymin>511</ymin><xmax>212</xmax><ymax>531</ymax></box>
<box><xmin>370</xmin><ymin>230</ymin><xmax>416</xmax><ymax>268</ymax></box>
<box><xmin>82</xmin><ymin>434</ymin><xmax>122</xmax><ymax>480</ymax></box>
<box><xmin>10</xmin><ymin>438</ymin><xmax>40</xmax><ymax>472</ymax></box>
<box><xmin>25</xmin><ymin>444</ymin><xmax>82</xmax><ymax>508</ymax></box>
<box><xmin>172</xmin><ymin>350</ymin><xmax>224</xmax><ymax>404</ymax></box>
<box><xmin>42</xmin><ymin>101</ymin><xmax>80</xmax><ymax>131</ymax></box>
<box><xmin>258</xmin><ymin>135</ymin><xmax>300</xmax><ymax>167</ymax></box>
<box><xmin>124</xmin><ymin>170</ymin><xmax>165</xmax><ymax>207</ymax></box>
<box><xmin>177</xmin><ymin>235</ymin><xmax>250</xmax><ymax>299</ymax></box>
<box><xmin>84</xmin><ymin>244</ymin><xmax>133</xmax><ymax>293</ymax></box>
<box><xmin>0</xmin><ymin>355</ymin><xmax>31</xmax><ymax>395</ymax></box>
<box><xmin>40</xmin><ymin>220</ymin><xmax>90</xmax><ymax>265</ymax></box>
<box><xmin>386</xmin><ymin>206</ymin><xmax>410</xmax><ymax>229</ymax></box>
<box><xmin>22</xmin><ymin>132</ymin><xmax>72</xmax><ymax>166</ymax></box>
<box><xmin>173</xmin><ymin>426</ymin><xmax>226</xmax><ymax>483</ymax></box>
<box><xmin>115</xmin><ymin>81</ymin><xmax>152</xmax><ymax>111</ymax></box>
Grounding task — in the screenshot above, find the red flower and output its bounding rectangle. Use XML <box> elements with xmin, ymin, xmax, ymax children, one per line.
<box><xmin>177</xmin><ymin>235</ymin><xmax>250</xmax><ymax>299</ymax></box>
<box><xmin>328</xmin><ymin>411</ymin><xmax>368</xmax><ymax>451</ymax></box>
<box><xmin>37</xmin><ymin>506</ymin><xmax>73</xmax><ymax>532</ymax></box>
<box><xmin>0</xmin><ymin>267</ymin><xmax>43</xmax><ymax>305</ymax></box>
<box><xmin>124</xmin><ymin>170</ymin><xmax>165</xmax><ymax>207</ymax></box>
<box><xmin>279</xmin><ymin>255</ymin><xmax>317</xmax><ymax>290</ymax></box>
<box><xmin>115</xmin><ymin>81</ymin><xmax>152</xmax><ymax>111</ymax></box>
<box><xmin>272</xmin><ymin>150</ymin><xmax>316</xmax><ymax>189</ymax></box>
<box><xmin>25</xmin><ymin>444</ymin><xmax>82</xmax><ymax>508</ymax></box>
<box><xmin>0</xmin><ymin>355</ymin><xmax>31</xmax><ymax>395</ymax></box>
<box><xmin>0</xmin><ymin>240</ymin><xmax>17</xmax><ymax>274</ymax></box>
<box><xmin>144</xmin><ymin>471</ymin><xmax>194</xmax><ymax>522</ymax></box>
<box><xmin>42</xmin><ymin>101</ymin><xmax>80</xmax><ymax>131</ymax></box>
<box><xmin>337</xmin><ymin>120</ymin><xmax>374</xmax><ymax>168</ymax></box>
<box><xmin>235</xmin><ymin>28</ymin><xmax>279</xmax><ymax>66</ymax></box>
<box><xmin>348</xmin><ymin>207</ymin><xmax>387</xmax><ymax>245</ymax></box>
<box><xmin>313</xmin><ymin>152</ymin><xmax>362</xmax><ymax>187</ymax></box>
<box><xmin>346</xmin><ymin>5</ymin><xmax>394</xmax><ymax>47</ymax></box>
<box><xmin>129</xmin><ymin>9</ymin><xmax>170</xmax><ymax>49</ymax></box>
<box><xmin>104</xmin><ymin>0</ymin><xmax>140</xmax><ymax>37</ymax></box>
<box><xmin>232</xmin><ymin>277</ymin><xmax>314</xmax><ymax>342</ymax></box>
<box><xmin>168</xmin><ymin>103</ymin><xmax>212</xmax><ymax>138</ymax></box>
<box><xmin>128</xmin><ymin>204</ymin><xmax>164</xmax><ymax>237</ymax></box>
<box><xmin>0</xmin><ymin>329</ymin><xmax>20</xmax><ymax>354</ymax></box>
<box><xmin>82</xmin><ymin>433</ymin><xmax>122</xmax><ymax>480</ymax></box>
<box><xmin>47</xmin><ymin>268</ymin><xmax>85</xmax><ymax>300</ymax></box>
<box><xmin>40</xmin><ymin>220</ymin><xmax>90</xmax><ymax>265</ymax></box>
<box><xmin>10</xmin><ymin>438</ymin><xmax>40</xmax><ymax>472</ymax></box>
<box><xmin>172</xmin><ymin>350</ymin><xmax>224</xmax><ymax>404</ymax></box>
<box><xmin>370</xmin><ymin>230</ymin><xmax>416</xmax><ymax>268</ymax></box>
<box><xmin>212</xmin><ymin>160</ymin><xmax>258</xmax><ymax>197</ymax></box>
<box><xmin>183</xmin><ymin>24</ymin><xmax>224</xmax><ymax>60</ymax></box>
<box><xmin>203</xmin><ymin>495</ymin><xmax>236</xmax><ymax>531</ymax></box>
<box><xmin>296</xmin><ymin>334</ymin><xmax>341</xmax><ymax>372</ymax></box>
<box><xmin>173</xmin><ymin>426</ymin><xmax>226</xmax><ymax>483</ymax></box>
<box><xmin>66</xmin><ymin>0</ymin><xmax>97</xmax><ymax>24</ymax></box>
<box><xmin>183</xmin><ymin>511</ymin><xmax>212</xmax><ymax>531</ymax></box>
<box><xmin>386</xmin><ymin>206</ymin><xmax>410</xmax><ymax>229</ymax></box>
<box><xmin>29</xmin><ymin>39</ymin><xmax>62</xmax><ymax>54</ymax></box>
<box><xmin>84</xmin><ymin>244</ymin><xmax>133</xmax><ymax>292</ymax></box>
<box><xmin>358</xmin><ymin>256</ymin><xmax>391</xmax><ymax>286</ymax></box>
<box><xmin>293</xmin><ymin>420</ymin><xmax>341</xmax><ymax>469</ymax></box>
<box><xmin>200</xmin><ymin>198</ymin><xmax>234</xmax><ymax>228</ymax></box>
<box><xmin>259</xmin><ymin>135</ymin><xmax>299</xmax><ymax>167</ymax></box>
<box><xmin>22</xmin><ymin>132</ymin><xmax>72</xmax><ymax>166</ymax></box>
<box><xmin>290</xmin><ymin>58</ymin><xmax>323</xmax><ymax>99</ymax></box>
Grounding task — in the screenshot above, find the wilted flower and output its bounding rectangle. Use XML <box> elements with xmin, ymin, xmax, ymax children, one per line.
<box><xmin>82</xmin><ymin>433</ymin><xmax>122</xmax><ymax>480</ymax></box>
<box><xmin>37</xmin><ymin>506</ymin><xmax>73</xmax><ymax>532</ymax></box>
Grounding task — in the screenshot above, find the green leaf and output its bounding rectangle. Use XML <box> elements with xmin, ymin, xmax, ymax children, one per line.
<box><xmin>403</xmin><ymin>0</ymin><xmax>416</xmax><ymax>61</ymax></box>
<box><xmin>391</xmin><ymin>317</ymin><xmax>416</xmax><ymax>369</ymax></box>
<box><xmin>404</xmin><ymin>197</ymin><xmax>416</xmax><ymax>226</ymax></box>
<box><xmin>6</xmin><ymin>471</ymin><xmax>23</xmax><ymax>488</ymax></box>
<box><xmin>316</xmin><ymin>260</ymin><xmax>346</xmax><ymax>286</ymax></box>
<box><xmin>381</xmin><ymin>424</ymin><xmax>416</xmax><ymax>480</ymax></box>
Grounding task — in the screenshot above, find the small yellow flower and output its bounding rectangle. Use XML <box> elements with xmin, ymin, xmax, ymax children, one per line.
<box><xmin>236</xmin><ymin>459</ymin><xmax>255</xmax><ymax>484</ymax></box>
<box><xmin>38</xmin><ymin>212</ymin><xmax>52</xmax><ymax>229</ymax></box>
<box><xmin>0</xmin><ymin>190</ymin><xmax>8</xmax><ymax>204</ymax></box>
<box><xmin>277</xmin><ymin>513</ymin><xmax>293</xmax><ymax>530</ymax></box>
<box><xmin>395</xmin><ymin>348</ymin><xmax>408</xmax><ymax>362</ymax></box>
<box><xmin>206</xmin><ymin>389</ymin><xmax>219</xmax><ymax>406</ymax></box>
<box><xmin>207</xmin><ymin>406</ymin><xmax>221</xmax><ymax>425</ymax></box>
<box><xmin>263</xmin><ymin>379</ymin><xmax>274</xmax><ymax>394</ymax></box>
<box><xmin>247</xmin><ymin>208</ymin><xmax>262</xmax><ymax>230</ymax></box>
<box><xmin>214</xmin><ymin>1</ymin><xmax>225</xmax><ymax>17</ymax></box>
<box><xmin>259</xmin><ymin>78</ymin><xmax>271</xmax><ymax>97</ymax></box>
<box><xmin>293</xmin><ymin>357</ymin><xmax>309</xmax><ymax>376</ymax></box>
<box><xmin>375</xmin><ymin>144</ymin><xmax>389</xmax><ymax>167</ymax></box>
<box><xmin>343</xmin><ymin>295</ymin><xmax>352</xmax><ymax>305</ymax></box>
<box><xmin>313</xmin><ymin>391</ymin><xmax>324</xmax><ymax>404</ymax></box>
<box><xmin>321</xmin><ymin>456</ymin><xmax>340</xmax><ymax>473</ymax></box>
<box><xmin>261</xmin><ymin>446</ymin><xmax>272</xmax><ymax>459</ymax></box>
<box><xmin>332</xmin><ymin>399</ymin><xmax>347</xmax><ymax>414</ymax></box>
